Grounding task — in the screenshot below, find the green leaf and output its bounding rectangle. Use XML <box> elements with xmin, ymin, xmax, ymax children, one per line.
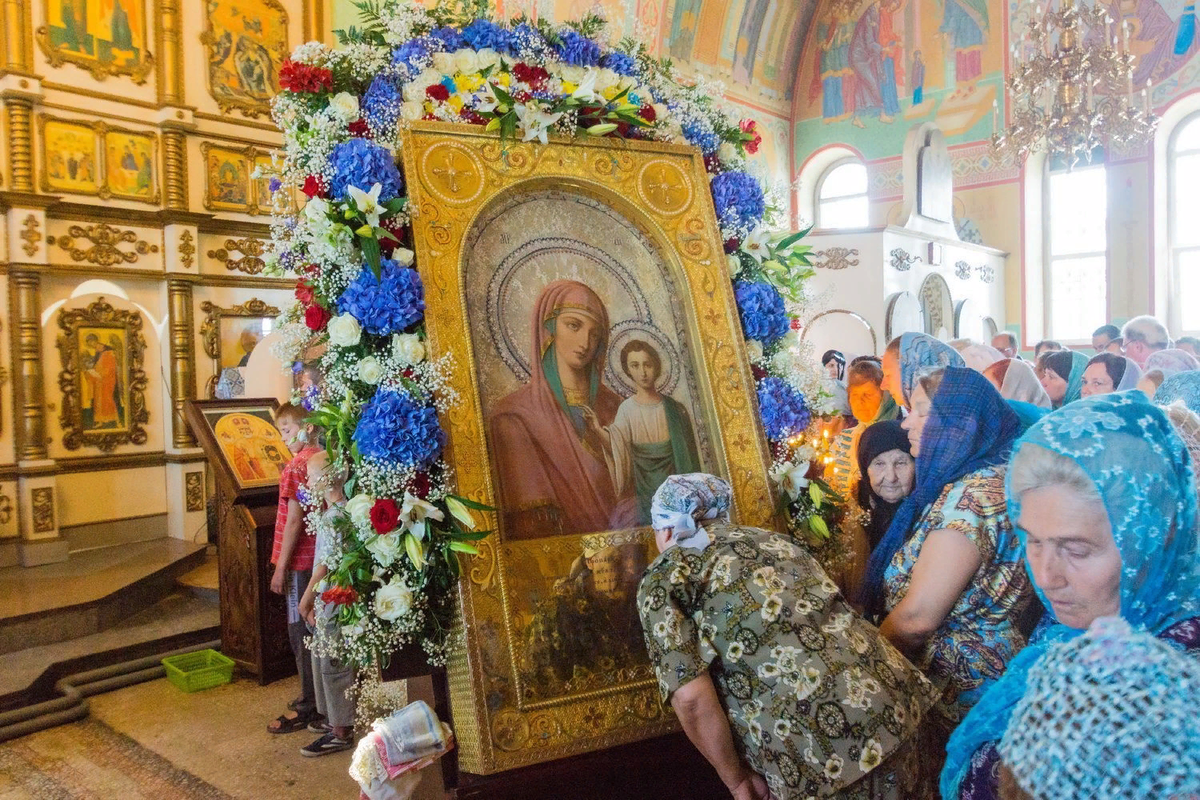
<box><xmin>360</xmin><ymin>234</ymin><xmax>382</xmax><ymax>279</ymax></box>
<box><xmin>446</xmin><ymin>495</ymin><xmax>495</xmax><ymax>512</ymax></box>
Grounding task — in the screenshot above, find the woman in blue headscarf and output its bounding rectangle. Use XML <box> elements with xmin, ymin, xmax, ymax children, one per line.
<box><xmin>1038</xmin><ymin>349</ymin><xmax>1090</xmax><ymax>408</ymax></box>
<box><xmin>941</xmin><ymin>391</ymin><xmax>1200</xmax><ymax>800</ymax></box>
<box><xmin>1155</xmin><ymin>370</ymin><xmax>1200</xmax><ymax>414</ymax></box>
<box><xmin>858</xmin><ymin>367</ymin><xmax>1036</xmax><ymax>782</ymax></box>
<box><xmin>881</xmin><ymin>332</ymin><xmax>966</xmax><ymax>410</ymax></box>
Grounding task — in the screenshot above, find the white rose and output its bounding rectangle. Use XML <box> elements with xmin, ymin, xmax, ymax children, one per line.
<box><xmin>390</xmin><ymin>246</ymin><xmax>415</xmax><ymax>266</ymax></box>
<box><xmin>341</xmin><ymin>618</ymin><xmax>366</xmax><ymax>639</ymax></box>
<box><xmin>303</xmin><ymin>196</ymin><xmax>331</xmax><ymax>228</ymax></box>
<box><xmin>357</xmin><ymin>355</ymin><xmax>384</xmax><ymax>384</ymax></box>
<box><xmin>652</xmin><ymin>102</ymin><xmax>669</xmax><ymax>121</ymax></box>
<box><xmin>561</xmin><ymin>65</ymin><xmax>587</xmax><ymax>83</ymax></box>
<box><xmin>366</xmin><ymin>532</ymin><xmax>403</xmax><ymax>568</ymax></box>
<box><xmin>594</xmin><ymin>68</ymin><xmax>619</xmax><ymax>91</ymax></box>
<box><xmin>718</xmin><ymin>141</ymin><xmax>740</xmax><ymax>166</ymax></box>
<box><xmin>329</xmin><ymin>91</ymin><xmax>360</xmax><ymax>122</ymax></box>
<box><xmin>392</xmin><ymin>332</ymin><xmax>425</xmax><ymax>365</ymax></box>
<box><xmin>745</xmin><ymin>339</ymin><xmax>764</xmax><ymax>362</ymax></box>
<box><xmin>727</xmin><ymin>253</ymin><xmax>743</xmax><ymax>277</ymax></box>
<box><xmin>327</xmin><ymin>313</ymin><xmax>362</xmax><ymax>347</ymax></box>
<box><xmin>475</xmin><ymin>48</ymin><xmax>501</xmax><ymax>71</ymax></box>
<box><xmin>401</xmin><ymin>100</ymin><xmax>425</xmax><ymax>122</ymax></box>
<box><xmin>346</xmin><ymin>494</ymin><xmax>374</xmax><ymax>528</ymax></box>
<box><xmin>453</xmin><ymin>47</ymin><xmax>480</xmax><ymax>75</ymax></box>
<box><xmin>373</xmin><ymin>577</ymin><xmax>413</xmax><ymax>620</ymax></box>
<box><xmin>780</xmin><ymin>330</ymin><xmax>801</xmax><ymax>351</ymax></box>
<box><xmin>431</xmin><ymin>51</ymin><xmax>457</xmax><ymax>75</ymax></box>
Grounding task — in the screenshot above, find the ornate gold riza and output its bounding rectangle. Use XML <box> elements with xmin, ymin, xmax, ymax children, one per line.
<box><xmin>199</xmin><ymin>298</ymin><xmax>280</xmax><ymax>396</ymax></box>
<box><xmin>399</xmin><ymin>122</ymin><xmax>775</xmax><ymax>775</ymax></box>
<box><xmin>56</xmin><ymin>298</ymin><xmax>150</xmax><ymax>452</ymax></box>
<box><xmin>207</xmin><ymin>237</ymin><xmax>267</xmax><ymax>275</ymax></box>
<box><xmin>48</xmin><ymin>223</ymin><xmax>159</xmax><ymax>267</ymax></box>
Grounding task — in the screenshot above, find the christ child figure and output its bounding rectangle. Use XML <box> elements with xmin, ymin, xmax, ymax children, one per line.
<box><xmin>585</xmin><ymin>340</ymin><xmax>701</xmax><ymax>525</ymax></box>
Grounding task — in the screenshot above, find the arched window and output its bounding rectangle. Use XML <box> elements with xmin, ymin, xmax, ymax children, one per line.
<box><xmin>1044</xmin><ymin>161</ymin><xmax>1108</xmax><ymax>341</ymax></box>
<box><xmin>1170</xmin><ymin>113</ymin><xmax>1200</xmax><ymax>333</ymax></box>
<box><xmin>816</xmin><ymin>160</ymin><xmax>869</xmax><ymax>229</ymax></box>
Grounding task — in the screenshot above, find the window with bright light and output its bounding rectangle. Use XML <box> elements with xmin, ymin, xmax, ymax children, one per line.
<box><xmin>1045</xmin><ymin>163</ymin><xmax>1108</xmax><ymax>341</ymax></box>
<box><xmin>1171</xmin><ymin>114</ymin><xmax>1200</xmax><ymax>333</ymax></box>
<box><xmin>817</xmin><ymin>160</ymin><xmax>869</xmax><ymax>229</ymax></box>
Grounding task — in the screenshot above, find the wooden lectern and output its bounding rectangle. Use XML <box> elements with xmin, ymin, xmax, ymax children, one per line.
<box><xmin>185</xmin><ymin>398</ymin><xmax>294</xmax><ymax>684</ymax></box>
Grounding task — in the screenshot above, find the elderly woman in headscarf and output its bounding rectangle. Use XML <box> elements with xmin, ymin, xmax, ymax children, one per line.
<box><xmin>941</xmin><ymin>391</ymin><xmax>1200</xmax><ymax>800</ymax></box>
<box><xmin>1144</xmin><ymin>347</ymin><xmax>1200</xmax><ymax>378</ymax></box>
<box><xmin>856</xmin><ymin>421</ymin><xmax>915</xmax><ymax>553</ymax></box>
<box><xmin>1037</xmin><ymin>350</ymin><xmax>1089</xmax><ymax>409</ymax></box>
<box><xmin>881</xmin><ymin>332</ymin><xmax>966</xmax><ymax>410</ymax></box>
<box><xmin>1080</xmin><ymin>352</ymin><xmax>1141</xmax><ymax>398</ymax></box>
<box><xmin>995</xmin><ymin>617</ymin><xmax>1200</xmax><ymax>800</ymax></box>
<box><xmin>637</xmin><ymin>474</ymin><xmax>939</xmax><ymax>800</ymax></box>
<box><xmin>858</xmin><ymin>368</ymin><xmax>1036</xmax><ymax>780</ymax></box>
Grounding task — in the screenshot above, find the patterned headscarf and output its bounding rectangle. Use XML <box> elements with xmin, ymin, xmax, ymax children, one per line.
<box><xmin>1155</xmin><ymin>370</ymin><xmax>1200</xmax><ymax>413</ymax></box>
<box><xmin>1045</xmin><ymin>349</ymin><xmax>1091</xmax><ymax>407</ymax></box>
<box><xmin>899</xmin><ymin>332</ymin><xmax>965</xmax><ymax>405</ymax></box>
<box><xmin>650</xmin><ymin>473</ymin><xmax>732</xmax><ymax>551</ymax></box>
<box><xmin>1145</xmin><ymin>348</ymin><xmax>1200</xmax><ymax>379</ymax></box>
<box><xmin>942</xmin><ymin>391</ymin><xmax>1200</xmax><ymax>798</ymax></box>
<box><xmin>858</xmin><ymin>367</ymin><xmax>1021</xmax><ymax>619</ymax></box>
<box><xmin>999</xmin><ymin>617</ymin><xmax>1200</xmax><ymax>799</ymax></box>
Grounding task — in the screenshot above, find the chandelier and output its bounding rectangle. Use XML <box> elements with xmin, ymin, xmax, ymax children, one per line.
<box><xmin>992</xmin><ymin>0</ymin><xmax>1159</xmax><ymax>168</ymax></box>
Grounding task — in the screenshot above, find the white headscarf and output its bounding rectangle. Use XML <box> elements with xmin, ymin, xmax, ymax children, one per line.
<box><xmin>1000</xmin><ymin>358</ymin><xmax>1053</xmax><ymax>408</ymax></box>
<box><xmin>961</xmin><ymin>343</ymin><xmax>1005</xmax><ymax>374</ymax></box>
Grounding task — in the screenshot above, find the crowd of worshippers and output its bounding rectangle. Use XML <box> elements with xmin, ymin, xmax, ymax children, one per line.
<box><xmin>633</xmin><ymin>313</ymin><xmax>1200</xmax><ymax>800</ymax></box>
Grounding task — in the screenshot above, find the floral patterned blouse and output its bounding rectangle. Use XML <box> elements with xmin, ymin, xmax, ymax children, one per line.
<box><xmin>884</xmin><ymin>465</ymin><xmax>1034</xmax><ymax>732</ymax></box>
<box><xmin>638</xmin><ymin>524</ymin><xmax>938</xmax><ymax>799</ymax></box>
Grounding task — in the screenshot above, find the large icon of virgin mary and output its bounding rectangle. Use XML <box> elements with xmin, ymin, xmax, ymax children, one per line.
<box><xmin>488</xmin><ymin>280</ymin><xmax>642</xmax><ymax>539</ymax></box>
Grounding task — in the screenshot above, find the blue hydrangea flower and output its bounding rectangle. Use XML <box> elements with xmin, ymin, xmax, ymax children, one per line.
<box><xmin>733</xmin><ymin>280</ymin><xmax>789</xmax><ymax>345</ymax></box>
<box><xmin>756</xmin><ymin>377</ymin><xmax>812</xmax><ymax>442</ymax></box>
<box><xmin>326</xmin><ymin>138</ymin><xmax>404</xmax><ymax>202</ymax></box>
<box><xmin>462</xmin><ymin>19</ymin><xmax>517</xmax><ymax>55</ymax></box>
<box><xmin>391</xmin><ymin>35</ymin><xmax>441</xmax><ymax>77</ymax></box>
<box><xmin>428</xmin><ymin>26</ymin><xmax>465</xmax><ymax>52</ymax></box>
<box><xmin>555</xmin><ymin>30</ymin><xmax>601</xmax><ymax>66</ymax></box>
<box><xmin>711</xmin><ymin>171</ymin><xmax>767</xmax><ymax>233</ymax></box>
<box><xmin>363</xmin><ymin>75</ymin><xmax>404</xmax><ymax>134</ymax></box>
<box><xmin>337</xmin><ymin>258</ymin><xmax>425</xmax><ymax>336</ymax></box>
<box><xmin>599</xmin><ymin>51</ymin><xmax>638</xmax><ymax>77</ymax></box>
<box><xmin>353</xmin><ymin>390</ymin><xmax>445</xmax><ymax>468</ymax></box>
<box><xmin>682</xmin><ymin>121</ymin><xmax>720</xmax><ymax>154</ymax></box>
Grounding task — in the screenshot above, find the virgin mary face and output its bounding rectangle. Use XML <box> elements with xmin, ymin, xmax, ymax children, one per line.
<box><xmin>556</xmin><ymin>310</ymin><xmax>603</xmax><ymax>371</ymax></box>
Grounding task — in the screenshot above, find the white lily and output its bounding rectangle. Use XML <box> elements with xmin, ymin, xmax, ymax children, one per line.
<box><xmin>515</xmin><ymin>102</ymin><xmax>563</xmax><ymax>145</ymax></box>
<box><xmin>741</xmin><ymin>227</ymin><xmax>772</xmax><ymax>264</ymax></box>
<box><xmin>473</xmin><ymin>82</ymin><xmax>502</xmax><ymax>114</ymax></box>
<box><xmin>347</xmin><ymin>182</ymin><xmax>384</xmax><ymax>228</ymax></box>
<box><xmin>570</xmin><ymin>69</ymin><xmax>602</xmax><ymax>104</ymax></box>
<box><xmin>400</xmin><ymin>491</ymin><xmax>444</xmax><ymax>541</ymax></box>
<box><xmin>772</xmin><ymin>461</ymin><xmax>811</xmax><ymax>501</ymax></box>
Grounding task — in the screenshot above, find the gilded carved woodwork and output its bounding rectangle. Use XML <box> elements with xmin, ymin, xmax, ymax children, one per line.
<box><xmin>398</xmin><ymin>123</ymin><xmax>775</xmax><ymax>774</ymax></box>
<box><xmin>5</xmin><ymin>97</ymin><xmax>34</xmax><ymax>192</ymax></box>
<box><xmin>10</xmin><ymin>270</ymin><xmax>47</xmax><ymax>461</ymax></box>
<box><xmin>155</xmin><ymin>0</ymin><xmax>184</xmax><ymax>105</ymax></box>
<box><xmin>813</xmin><ymin>246</ymin><xmax>860</xmax><ymax>270</ymax></box>
<box><xmin>47</xmin><ymin>223</ymin><xmax>159</xmax><ymax>267</ymax></box>
<box><xmin>0</xmin><ymin>491</ymin><xmax>12</xmax><ymax>526</ymax></box>
<box><xmin>207</xmin><ymin>237</ymin><xmax>266</xmax><ymax>275</ymax></box>
<box><xmin>167</xmin><ymin>279</ymin><xmax>197</xmax><ymax>448</ymax></box>
<box><xmin>199</xmin><ymin>298</ymin><xmax>280</xmax><ymax>396</ymax></box>
<box><xmin>30</xmin><ymin>487</ymin><xmax>54</xmax><ymax>533</ymax></box>
<box><xmin>185</xmin><ymin>470</ymin><xmax>204</xmax><ymax>511</ymax></box>
<box><xmin>19</xmin><ymin>213</ymin><xmax>41</xmax><ymax>257</ymax></box>
<box><xmin>56</xmin><ymin>297</ymin><xmax>150</xmax><ymax>453</ymax></box>
<box><xmin>163</xmin><ymin>130</ymin><xmax>188</xmax><ymax>210</ymax></box>
<box><xmin>2</xmin><ymin>0</ymin><xmax>34</xmax><ymax>73</ymax></box>
<box><xmin>178</xmin><ymin>229</ymin><xmax>196</xmax><ymax>269</ymax></box>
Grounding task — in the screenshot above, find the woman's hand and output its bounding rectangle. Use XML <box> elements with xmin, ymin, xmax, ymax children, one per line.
<box><xmin>729</xmin><ymin>771</ymin><xmax>772</xmax><ymax>800</ymax></box>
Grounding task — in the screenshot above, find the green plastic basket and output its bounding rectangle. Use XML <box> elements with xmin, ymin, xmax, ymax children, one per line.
<box><xmin>162</xmin><ymin>649</ymin><xmax>235</xmax><ymax>693</ymax></box>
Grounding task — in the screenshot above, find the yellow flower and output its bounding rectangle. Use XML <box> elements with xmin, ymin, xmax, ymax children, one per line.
<box><xmin>496</xmin><ymin>72</ymin><xmax>511</xmax><ymax>87</ymax></box>
<box><xmin>458</xmin><ymin>75</ymin><xmax>481</xmax><ymax>92</ymax></box>
<box><xmin>448</xmin><ymin>94</ymin><xmax>464</xmax><ymax>112</ymax></box>
<box><xmin>601</xmin><ymin>85</ymin><xmax>620</xmax><ymax>100</ymax></box>
<box><xmin>423</xmin><ymin>100</ymin><xmax>434</xmax><ymax>114</ymax></box>
<box><xmin>561</xmin><ymin>80</ymin><xmax>577</xmax><ymax>93</ymax></box>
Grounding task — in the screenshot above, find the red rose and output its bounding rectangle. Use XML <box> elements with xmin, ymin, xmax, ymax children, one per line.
<box><xmin>790</xmin><ymin>318</ymin><xmax>802</xmax><ymax>331</ymax></box>
<box><xmin>751</xmin><ymin>365</ymin><xmax>768</xmax><ymax>381</ymax></box>
<box><xmin>460</xmin><ymin>109</ymin><xmax>486</xmax><ymax>126</ymax></box>
<box><xmin>704</xmin><ymin>153</ymin><xmax>721</xmax><ymax>174</ymax></box>
<box><xmin>723</xmin><ymin>237</ymin><xmax>740</xmax><ymax>254</ymax></box>
<box><xmin>639</xmin><ymin>104</ymin><xmax>657</xmax><ymax>123</ymax></box>
<box><xmin>514</xmin><ymin>90</ymin><xmax>532</xmax><ymax>103</ymax></box>
<box><xmin>512</xmin><ymin>63</ymin><xmax>549</xmax><ymax>87</ymax></box>
<box><xmin>615</xmin><ymin>121</ymin><xmax>631</xmax><ymax>138</ymax></box>
<box><xmin>410</xmin><ymin>471</ymin><xmax>431</xmax><ymax>498</ymax></box>
<box><xmin>321</xmin><ymin>585</ymin><xmax>358</xmax><ymax>605</ymax></box>
<box><xmin>740</xmin><ymin>119</ymin><xmax>762</xmax><ymax>154</ymax></box>
<box><xmin>348</xmin><ymin>118</ymin><xmax>371</xmax><ymax>138</ymax></box>
<box><xmin>295</xmin><ymin>281</ymin><xmax>315</xmax><ymax>306</ymax></box>
<box><xmin>301</xmin><ymin>175</ymin><xmax>327</xmax><ymax>199</ymax></box>
<box><xmin>304</xmin><ymin>304</ymin><xmax>331</xmax><ymax>331</ymax></box>
<box><xmin>426</xmin><ymin>84</ymin><xmax>450</xmax><ymax>102</ymax></box>
<box><xmin>301</xmin><ymin>262</ymin><xmax>320</xmax><ymax>276</ymax></box>
<box><xmin>370</xmin><ymin>498</ymin><xmax>401</xmax><ymax>534</ymax></box>
<box><xmin>279</xmin><ymin>59</ymin><xmax>333</xmax><ymax>93</ymax></box>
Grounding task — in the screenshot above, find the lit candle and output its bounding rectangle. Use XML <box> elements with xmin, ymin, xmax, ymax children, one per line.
<box><xmin>993</xmin><ymin>98</ymin><xmax>999</xmax><ymax>132</ymax></box>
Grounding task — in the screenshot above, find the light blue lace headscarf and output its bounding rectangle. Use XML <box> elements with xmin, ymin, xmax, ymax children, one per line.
<box><xmin>941</xmin><ymin>391</ymin><xmax>1200</xmax><ymax>798</ymax></box>
<box><xmin>899</xmin><ymin>332</ymin><xmax>964</xmax><ymax>405</ymax></box>
<box><xmin>1156</xmin><ymin>371</ymin><xmax>1200</xmax><ymax>414</ymax></box>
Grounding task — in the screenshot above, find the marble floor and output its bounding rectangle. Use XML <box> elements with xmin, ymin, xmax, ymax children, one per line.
<box><xmin>0</xmin><ymin>674</ymin><xmax>446</xmax><ymax>799</ymax></box>
<box><xmin>0</xmin><ymin>538</ymin><xmax>206</xmax><ymax>620</ymax></box>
